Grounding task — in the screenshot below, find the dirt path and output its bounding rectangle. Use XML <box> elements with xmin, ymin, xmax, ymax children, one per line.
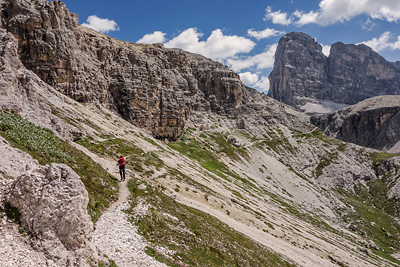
<box><xmin>71</xmin><ymin>143</ymin><xmax>166</xmax><ymax>266</ymax></box>
<box><xmin>108</xmin><ymin>177</ymin><xmax>130</xmax><ymax>211</ymax></box>
<box><xmin>70</xmin><ymin>142</ymin><xmax>131</xmax><ymax>207</ymax></box>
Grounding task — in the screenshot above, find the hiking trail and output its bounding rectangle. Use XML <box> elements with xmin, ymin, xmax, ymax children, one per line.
<box><xmin>71</xmin><ymin>143</ymin><xmax>166</xmax><ymax>267</ymax></box>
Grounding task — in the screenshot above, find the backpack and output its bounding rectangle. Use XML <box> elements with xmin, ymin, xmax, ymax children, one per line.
<box><xmin>119</xmin><ymin>157</ymin><xmax>126</xmax><ymax>166</ymax></box>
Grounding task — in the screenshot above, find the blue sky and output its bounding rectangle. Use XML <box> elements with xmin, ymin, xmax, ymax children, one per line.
<box><xmin>64</xmin><ymin>0</ymin><xmax>400</xmax><ymax>93</ymax></box>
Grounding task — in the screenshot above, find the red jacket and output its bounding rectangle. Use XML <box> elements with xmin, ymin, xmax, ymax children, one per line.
<box><xmin>118</xmin><ymin>157</ymin><xmax>126</xmax><ymax>167</ymax></box>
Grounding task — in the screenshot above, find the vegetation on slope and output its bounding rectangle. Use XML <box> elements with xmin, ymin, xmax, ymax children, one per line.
<box><xmin>76</xmin><ymin>135</ymin><xmax>215</xmax><ymax>195</ymax></box>
<box><xmin>75</xmin><ymin>130</ymin><xmax>297</xmax><ymax>266</ymax></box>
<box><xmin>125</xmin><ymin>178</ymin><xmax>295</xmax><ymax>267</ymax></box>
<box><xmin>337</xmin><ymin>186</ymin><xmax>400</xmax><ymax>265</ymax></box>
<box><xmin>0</xmin><ymin>110</ymin><xmax>118</xmax><ymax>222</ymax></box>
<box><xmin>168</xmin><ymin>129</ymin><xmax>255</xmax><ymax>186</ymax></box>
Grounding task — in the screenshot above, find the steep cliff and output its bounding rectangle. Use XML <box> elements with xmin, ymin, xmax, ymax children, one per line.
<box><xmin>268</xmin><ymin>32</ymin><xmax>329</xmax><ymax>108</ymax></box>
<box><xmin>0</xmin><ymin>0</ymin><xmax>246</xmax><ymax>140</ymax></box>
<box><xmin>311</xmin><ymin>95</ymin><xmax>400</xmax><ymax>152</ymax></box>
<box><xmin>268</xmin><ymin>32</ymin><xmax>400</xmax><ymax>113</ymax></box>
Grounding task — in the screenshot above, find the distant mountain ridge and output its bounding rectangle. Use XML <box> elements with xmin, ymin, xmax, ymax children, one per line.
<box><xmin>311</xmin><ymin>95</ymin><xmax>400</xmax><ymax>153</ymax></box>
<box><xmin>268</xmin><ymin>32</ymin><xmax>400</xmax><ymax>113</ymax></box>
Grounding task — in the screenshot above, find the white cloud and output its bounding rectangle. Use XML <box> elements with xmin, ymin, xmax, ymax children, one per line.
<box><xmin>361</xmin><ymin>18</ymin><xmax>377</xmax><ymax>31</ymax></box>
<box><xmin>137</xmin><ymin>31</ymin><xmax>167</xmax><ymax>44</ymax></box>
<box><xmin>264</xmin><ymin>6</ymin><xmax>293</xmax><ymax>25</ymax></box>
<box><xmin>82</xmin><ymin>15</ymin><xmax>119</xmax><ymax>34</ymax></box>
<box><xmin>361</xmin><ymin>32</ymin><xmax>392</xmax><ymax>51</ymax></box>
<box><xmin>239</xmin><ymin>72</ymin><xmax>259</xmax><ymax>85</ymax></box>
<box><xmin>393</xmin><ymin>37</ymin><xmax>400</xmax><ymax>50</ymax></box>
<box><xmin>267</xmin><ymin>0</ymin><xmax>400</xmax><ymax>26</ymax></box>
<box><xmin>361</xmin><ymin>32</ymin><xmax>400</xmax><ymax>52</ymax></box>
<box><xmin>293</xmin><ymin>10</ymin><xmax>319</xmax><ymax>25</ymax></box>
<box><xmin>164</xmin><ymin>28</ymin><xmax>256</xmax><ymax>61</ymax></box>
<box><xmin>247</xmin><ymin>28</ymin><xmax>285</xmax><ymax>40</ymax></box>
<box><xmin>322</xmin><ymin>44</ymin><xmax>331</xmax><ymax>56</ymax></box>
<box><xmin>239</xmin><ymin>72</ymin><xmax>270</xmax><ymax>92</ymax></box>
<box><xmin>315</xmin><ymin>0</ymin><xmax>400</xmax><ymax>25</ymax></box>
<box><xmin>253</xmin><ymin>76</ymin><xmax>270</xmax><ymax>92</ymax></box>
<box><xmin>227</xmin><ymin>44</ymin><xmax>277</xmax><ymax>72</ymax></box>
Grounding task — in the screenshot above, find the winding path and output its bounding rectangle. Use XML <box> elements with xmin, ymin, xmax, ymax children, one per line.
<box><xmin>71</xmin><ymin>143</ymin><xmax>166</xmax><ymax>267</ymax></box>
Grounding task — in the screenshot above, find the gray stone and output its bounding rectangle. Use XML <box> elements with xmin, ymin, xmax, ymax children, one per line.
<box><xmin>367</xmin><ymin>240</ymin><xmax>378</xmax><ymax>250</ymax></box>
<box><xmin>349</xmin><ymin>224</ymin><xmax>357</xmax><ymax>232</ymax></box>
<box><xmin>7</xmin><ymin>163</ymin><xmax>97</xmax><ymax>266</ymax></box>
<box><xmin>360</xmin><ymin>247</ymin><xmax>371</xmax><ymax>256</ymax></box>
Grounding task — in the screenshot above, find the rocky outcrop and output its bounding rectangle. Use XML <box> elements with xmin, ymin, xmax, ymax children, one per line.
<box><xmin>0</xmin><ymin>0</ymin><xmax>246</xmax><ymax>140</ymax></box>
<box><xmin>310</xmin><ymin>95</ymin><xmax>400</xmax><ymax>152</ymax></box>
<box><xmin>0</xmin><ymin>26</ymin><xmax>82</xmax><ymax>142</ymax></box>
<box><xmin>268</xmin><ymin>32</ymin><xmax>400</xmax><ymax>112</ymax></box>
<box><xmin>7</xmin><ymin>163</ymin><xmax>97</xmax><ymax>266</ymax></box>
<box><xmin>268</xmin><ymin>32</ymin><xmax>329</xmax><ymax>110</ymax></box>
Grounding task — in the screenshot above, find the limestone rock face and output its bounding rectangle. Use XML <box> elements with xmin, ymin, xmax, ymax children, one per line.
<box><xmin>0</xmin><ymin>27</ymin><xmax>82</xmax><ymax>142</ymax></box>
<box><xmin>268</xmin><ymin>32</ymin><xmax>400</xmax><ymax>112</ymax></box>
<box><xmin>7</xmin><ymin>163</ymin><xmax>97</xmax><ymax>266</ymax></box>
<box><xmin>1</xmin><ymin>0</ymin><xmax>246</xmax><ymax>140</ymax></box>
<box><xmin>327</xmin><ymin>42</ymin><xmax>400</xmax><ymax>104</ymax></box>
<box><xmin>310</xmin><ymin>96</ymin><xmax>400</xmax><ymax>152</ymax></box>
<box><xmin>268</xmin><ymin>32</ymin><xmax>329</xmax><ymax>109</ymax></box>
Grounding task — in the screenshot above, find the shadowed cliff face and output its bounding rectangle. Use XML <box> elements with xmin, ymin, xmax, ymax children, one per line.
<box><xmin>311</xmin><ymin>96</ymin><xmax>400</xmax><ymax>152</ymax></box>
<box><xmin>268</xmin><ymin>32</ymin><xmax>328</xmax><ymax>108</ymax></box>
<box><xmin>0</xmin><ymin>0</ymin><xmax>245</xmax><ymax>140</ymax></box>
<box><xmin>268</xmin><ymin>32</ymin><xmax>400</xmax><ymax>112</ymax></box>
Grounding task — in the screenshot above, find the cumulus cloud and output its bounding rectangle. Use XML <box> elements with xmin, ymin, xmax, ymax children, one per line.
<box><xmin>293</xmin><ymin>10</ymin><xmax>319</xmax><ymax>25</ymax></box>
<box><xmin>239</xmin><ymin>72</ymin><xmax>259</xmax><ymax>85</ymax></box>
<box><xmin>361</xmin><ymin>32</ymin><xmax>400</xmax><ymax>52</ymax></box>
<box><xmin>266</xmin><ymin>0</ymin><xmax>400</xmax><ymax>26</ymax></box>
<box><xmin>361</xmin><ymin>18</ymin><xmax>377</xmax><ymax>31</ymax></box>
<box><xmin>253</xmin><ymin>76</ymin><xmax>270</xmax><ymax>92</ymax></box>
<box><xmin>164</xmin><ymin>28</ymin><xmax>256</xmax><ymax>61</ymax></box>
<box><xmin>137</xmin><ymin>31</ymin><xmax>167</xmax><ymax>44</ymax></box>
<box><xmin>264</xmin><ymin>6</ymin><xmax>293</xmax><ymax>25</ymax></box>
<box><xmin>315</xmin><ymin>0</ymin><xmax>400</xmax><ymax>25</ymax></box>
<box><xmin>227</xmin><ymin>44</ymin><xmax>277</xmax><ymax>72</ymax></box>
<box><xmin>82</xmin><ymin>15</ymin><xmax>119</xmax><ymax>34</ymax></box>
<box><xmin>247</xmin><ymin>28</ymin><xmax>285</xmax><ymax>40</ymax></box>
<box><xmin>322</xmin><ymin>44</ymin><xmax>331</xmax><ymax>56</ymax></box>
<box><xmin>239</xmin><ymin>72</ymin><xmax>270</xmax><ymax>92</ymax></box>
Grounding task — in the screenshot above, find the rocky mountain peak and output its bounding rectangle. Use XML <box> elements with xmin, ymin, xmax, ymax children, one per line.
<box><xmin>269</xmin><ymin>31</ymin><xmax>400</xmax><ymax>113</ymax></box>
<box><xmin>268</xmin><ymin>32</ymin><xmax>329</xmax><ymax>111</ymax></box>
<box><xmin>1</xmin><ymin>0</ymin><xmax>246</xmax><ymax>141</ymax></box>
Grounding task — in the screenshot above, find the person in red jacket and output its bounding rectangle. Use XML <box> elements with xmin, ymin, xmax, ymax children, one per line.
<box><xmin>117</xmin><ymin>155</ymin><xmax>126</xmax><ymax>181</ymax></box>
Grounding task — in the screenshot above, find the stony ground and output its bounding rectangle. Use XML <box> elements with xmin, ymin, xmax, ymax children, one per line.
<box><xmin>79</xmin><ymin>143</ymin><xmax>167</xmax><ymax>267</ymax></box>
<box><xmin>0</xmin><ymin>212</ymin><xmax>51</xmax><ymax>267</ymax></box>
<box><xmin>92</xmin><ymin>179</ymin><xmax>166</xmax><ymax>267</ymax></box>
<box><xmin>0</xmin><ymin>137</ymin><xmax>165</xmax><ymax>267</ymax></box>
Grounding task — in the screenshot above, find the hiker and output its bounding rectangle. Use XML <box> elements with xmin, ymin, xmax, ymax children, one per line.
<box><xmin>117</xmin><ymin>155</ymin><xmax>126</xmax><ymax>181</ymax></box>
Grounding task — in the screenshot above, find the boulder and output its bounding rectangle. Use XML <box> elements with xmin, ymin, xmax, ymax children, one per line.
<box><xmin>7</xmin><ymin>163</ymin><xmax>97</xmax><ymax>266</ymax></box>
